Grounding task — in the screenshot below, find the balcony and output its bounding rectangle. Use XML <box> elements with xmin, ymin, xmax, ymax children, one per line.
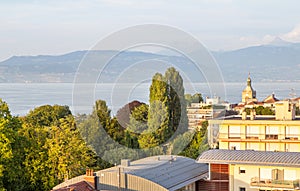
<box><xmin>250</xmin><ymin>177</ymin><xmax>300</xmax><ymax>190</ymax></box>
<box><xmin>219</xmin><ymin>133</ymin><xmax>300</xmax><ymax>143</ymax></box>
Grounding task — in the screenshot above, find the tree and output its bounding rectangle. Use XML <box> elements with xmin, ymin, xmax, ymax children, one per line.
<box><xmin>185</xmin><ymin>93</ymin><xmax>203</xmax><ymax>106</ymax></box>
<box><xmin>0</xmin><ymin>99</ymin><xmax>27</xmax><ymax>191</ymax></box>
<box><xmin>142</xmin><ymin>68</ymin><xmax>189</xmax><ymax>150</ymax></box>
<box><xmin>143</xmin><ymin>73</ymin><xmax>169</xmax><ymax>147</ymax></box>
<box><xmin>179</xmin><ymin>121</ymin><xmax>209</xmax><ymax>159</ymax></box>
<box><xmin>245</xmin><ymin>106</ymin><xmax>275</xmax><ymax>115</ymax></box>
<box><xmin>116</xmin><ymin>100</ymin><xmax>145</xmax><ymax>129</ymax></box>
<box><xmin>125</xmin><ymin>104</ymin><xmax>149</xmax><ymax>149</ymax></box>
<box><xmin>191</xmin><ymin>93</ymin><xmax>203</xmax><ymax>103</ymax></box>
<box><xmin>127</xmin><ymin>104</ymin><xmax>149</xmax><ymax>134</ymax></box>
<box><xmin>164</xmin><ymin>67</ymin><xmax>188</xmax><ymax>135</ymax></box>
<box><xmin>21</xmin><ymin>105</ymin><xmax>94</xmax><ymax>190</ymax></box>
<box><xmin>44</xmin><ymin>116</ymin><xmax>95</xmax><ymax>187</ymax></box>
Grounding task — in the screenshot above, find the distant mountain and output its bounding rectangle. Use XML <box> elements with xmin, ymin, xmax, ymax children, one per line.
<box><xmin>1</xmin><ymin>42</ymin><xmax>300</xmax><ymax>83</ymax></box>
<box><xmin>212</xmin><ymin>41</ymin><xmax>300</xmax><ymax>82</ymax></box>
<box><xmin>267</xmin><ymin>37</ymin><xmax>293</xmax><ymax>47</ymax></box>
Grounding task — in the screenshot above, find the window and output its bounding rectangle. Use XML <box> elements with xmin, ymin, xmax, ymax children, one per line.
<box><xmin>286</xmin><ymin>126</ymin><xmax>299</xmax><ymax>139</ymax></box>
<box><xmin>265</xmin><ymin>126</ymin><xmax>279</xmax><ymax>139</ymax></box>
<box><xmin>239</xmin><ymin>187</ymin><xmax>246</xmax><ymax>191</ymax></box>
<box><xmin>229</xmin><ymin>126</ymin><xmax>241</xmax><ymax>138</ymax></box>
<box><xmin>246</xmin><ymin>126</ymin><xmax>259</xmax><ymax>139</ymax></box>
<box><xmin>239</xmin><ymin>167</ymin><xmax>246</xmax><ymax>174</ymax></box>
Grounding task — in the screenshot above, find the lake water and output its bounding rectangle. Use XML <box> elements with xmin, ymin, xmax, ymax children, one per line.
<box><xmin>0</xmin><ymin>82</ymin><xmax>299</xmax><ymax>116</ymax></box>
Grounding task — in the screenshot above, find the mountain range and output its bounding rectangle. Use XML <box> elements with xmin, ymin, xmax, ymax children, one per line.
<box><xmin>1</xmin><ymin>38</ymin><xmax>300</xmax><ymax>83</ymax></box>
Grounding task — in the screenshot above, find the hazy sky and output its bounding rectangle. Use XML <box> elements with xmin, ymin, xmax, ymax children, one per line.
<box><xmin>1</xmin><ymin>0</ymin><xmax>300</xmax><ymax>61</ymax></box>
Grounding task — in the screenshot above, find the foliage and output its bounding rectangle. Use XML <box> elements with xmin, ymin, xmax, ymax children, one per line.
<box><xmin>245</xmin><ymin>106</ymin><xmax>275</xmax><ymax>115</ymax></box>
<box><xmin>127</xmin><ymin>104</ymin><xmax>149</xmax><ymax>134</ymax></box>
<box><xmin>0</xmin><ymin>99</ymin><xmax>27</xmax><ymax>191</ymax></box>
<box><xmin>143</xmin><ymin>73</ymin><xmax>169</xmax><ymax>148</ymax></box>
<box><xmin>165</xmin><ymin>67</ymin><xmax>188</xmax><ymax>134</ymax></box>
<box><xmin>143</xmin><ymin>67</ymin><xmax>189</xmax><ymax>149</ymax></box>
<box><xmin>185</xmin><ymin>93</ymin><xmax>203</xmax><ymax>106</ymax></box>
<box><xmin>20</xmin><ymin>105</ymin><xmax>95</xmax><ymax>190</ymax></box>
<box><xmin>116</xmin><ymin>100</ymin><xmax>145</xmax><ymax>129</ymax></box>
<box><xmin>179</xmin><ymin>121</ymin><xmax>209</xmax><ymax>159</ymax></box>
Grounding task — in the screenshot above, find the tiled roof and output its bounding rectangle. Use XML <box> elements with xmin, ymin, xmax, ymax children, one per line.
<box><xmin>53</xmin><ymin>181</ymin><xmax>95</xmax><ymax>191</ymax></box>
<box><xmin>197</xmin><ymin>149</ymin><xmax>300</xmax><ymax>167</ymax></box>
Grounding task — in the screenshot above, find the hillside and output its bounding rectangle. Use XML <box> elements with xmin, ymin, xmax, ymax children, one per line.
<box><xmin>1</xmin><ymin>41</ymin><xmax>300</xmax><ymax>83</ymax></box>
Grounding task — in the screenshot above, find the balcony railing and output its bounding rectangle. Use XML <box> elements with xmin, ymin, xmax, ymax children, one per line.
<box><xmin>219</xmin><ymin>133</ymin><xmax>300</xmax><ymax>142</ymax></box>
<box><xmin>250</xmin><ymin>177</ymin><xmax>300</xmax><ymax>190</ymax></box>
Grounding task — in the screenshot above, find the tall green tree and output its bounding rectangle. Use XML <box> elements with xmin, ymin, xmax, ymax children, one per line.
<box><xmin>165</xmin><ymin>67</ymin><xmax>188</xmax><ymax>134</ymax></box>
<box><xmin>140</xmin><ymin>73</ymin><xmax>169</xmax><ymax>148</ymax></box>
<box><xmin>141</xmin><ymin>67</ymin><xmax>188</xmax><ymax>149</ymax></box>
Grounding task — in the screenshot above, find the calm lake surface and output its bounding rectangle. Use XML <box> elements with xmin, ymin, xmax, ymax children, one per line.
<box><xmin>0</xmin><ymin>82</ymin><xmax>299</xmax><ymax>116</ymax></box>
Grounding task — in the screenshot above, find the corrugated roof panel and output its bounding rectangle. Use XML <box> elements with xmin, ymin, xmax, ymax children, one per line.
<box><xmin>197</xmin><ymin>149</ymin><xmax>300</xmax><ymax>167</ymax></box>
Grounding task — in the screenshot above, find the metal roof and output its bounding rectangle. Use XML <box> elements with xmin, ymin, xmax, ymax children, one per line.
<box><xmin>197</xmin><ymin>149</ymin><xmax>300</xmax><ymax>167</ymax></box>
<box><xmin>98</xmin><ymin>155</ymin><xmax>208</xmax><ymax>191</ymax></box>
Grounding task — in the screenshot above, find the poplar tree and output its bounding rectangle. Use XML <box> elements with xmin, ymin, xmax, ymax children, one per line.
<box><xmin>165</xmin><ymin>67</ymin><xmax>188</xmax><ymax>134</ymax></box>
<box><xmin>140</xmin><ymin>67</ymin><xmax>188</xmax><ymax>149</ymax></box>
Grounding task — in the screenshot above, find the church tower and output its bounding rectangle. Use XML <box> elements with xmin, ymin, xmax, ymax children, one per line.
<box><xmin>242</xmin><ymin>74</ymin><xmax>257</xmax><ymax>103</ymax></box>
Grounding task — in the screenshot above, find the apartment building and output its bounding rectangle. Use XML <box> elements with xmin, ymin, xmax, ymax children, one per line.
<box><xmin>209</xmin><ymin>100</ymin><xmax>300</xmax><ymax>152</ymax></box>
<box><xmin>187</xmin><ymin>96</ymin><xmax>229</xmax><ymax>129</ymax></box>
<box><xmin>197</xmin><ymin>149</ymin><xmax>300</xmax><ymax>191</ymax></box>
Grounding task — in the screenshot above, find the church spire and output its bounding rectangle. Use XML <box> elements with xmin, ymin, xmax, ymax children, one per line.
<box><xmin>242</xmin><ymin>73</ymin><xmax>257</xmax><ymax>103</ymax></box>
<box><xmin>247</xmin><ymin>72</ymin><xmax>251</xmax><ymax>87</ymax></box>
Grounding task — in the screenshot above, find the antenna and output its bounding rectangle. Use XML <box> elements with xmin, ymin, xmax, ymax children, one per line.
<box><xmin>289</xmin><ymin>88</ymin><xmax>296</xmax><ymax>99</ymax></box>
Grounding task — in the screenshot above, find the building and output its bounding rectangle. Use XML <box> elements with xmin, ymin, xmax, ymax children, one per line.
<box><xmin>187</xmin><ymin>96</ymin><xmax>230</xmax><ymax>129</ymax></box>
<box><xmin>209</xmin><ymin>100</ymin><xmax>300</xmax><ymax>152</ymax></box>
<box><xmin>53</xmin><ymin>155</ymin><xmax>208</xmax><ymax>191</ymax></box>
<box><xmin>197</xmin><ymin>149</ymin><xmax>300</xmax><ymax>191</ymax></box>
<box><xmin>263</xmin><ymin>93</ymin><xmax>280</xmax><ymax>108</ymax></box>
<box><xmin>242</xmin><ymin>74</ymin><xmax>257</xmax><ymax>104</ymax></box>
<box><xmin>234</xmin><ymin>75</ymin><xmax>280</xmax><ymax>113</ymax></box>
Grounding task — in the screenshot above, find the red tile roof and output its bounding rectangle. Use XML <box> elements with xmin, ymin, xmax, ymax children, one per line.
<box><xmin>53</xmin><ymin>181</ymin><xmax>95</xmax><ymax>191</ymax></box>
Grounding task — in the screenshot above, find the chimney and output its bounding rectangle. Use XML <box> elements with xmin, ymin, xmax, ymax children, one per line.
<box><xmin>84</xmin><ymin>169</ymin><xmax>97</xmax><ymax>190</ymax></box>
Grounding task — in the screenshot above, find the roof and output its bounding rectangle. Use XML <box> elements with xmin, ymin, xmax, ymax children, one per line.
<box><xmin>52</xmin><ymin>180</ymin><xmax>95</xmax><ymax>191</ymax></box>
<box><xmin>197</xmin><ymin>149</ymin><xmax>300</xmax><ymax>167</ymax></box>
<box><xmin>97</xmin><ymin>155</ymin><xmax>208</xmax><ymax>191</ymax></box>
<box><xmin>209</xmin><ymin>115</ymin><xmax>300</xmax><ymax>122</ymax></box>
<box><xmin>263</xmin><ymin>94</ymin><xmax>280</xmax><ymax>103</ymax></box>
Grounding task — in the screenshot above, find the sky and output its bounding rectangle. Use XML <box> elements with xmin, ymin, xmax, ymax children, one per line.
<box><xmin>1</xmin><ymin>0</ymin><xmax>300</xmax><ymax>61</ymax></box>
